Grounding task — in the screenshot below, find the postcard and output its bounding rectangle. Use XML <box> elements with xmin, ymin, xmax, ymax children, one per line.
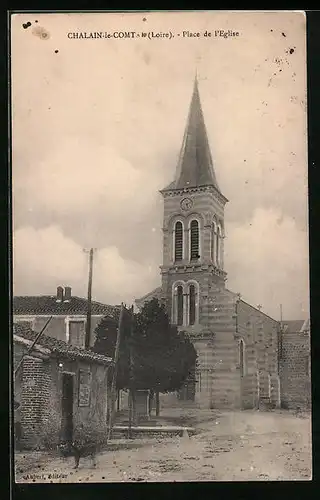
<box><xmin>11</xmin><ymin>10</ymin><xmax>311</xmax><ymax>483</ymax></box>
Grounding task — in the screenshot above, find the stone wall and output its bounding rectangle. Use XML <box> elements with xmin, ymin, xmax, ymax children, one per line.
<box><xmin>205</xmin><ymin>289</ymin><xmax>239</xmax><ymax>409</ymax></box>
<box><xmin>20</xmin><ymin>355</ymin><xmax>47</xmax><ymax>448</ymax></box>
<box><xmin>236</xmin><ymin>301</ymin><xmax>280</xmax><ymax>410</ymax></box>
<box><xmin>280</xmin><ymin>330</ymin><xmax>311</xmax><ymax>410</ymax></box>
<box><xmin>14</xmin><ymin>341</ymin><xmax>109</xmax><ymax>450</ymax></box>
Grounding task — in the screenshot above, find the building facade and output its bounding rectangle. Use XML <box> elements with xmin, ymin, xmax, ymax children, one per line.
<box><xmin>13</xmin><ymin>286</ymin><xmax>120</xmax><ymax>349</ymax></box>
<box><xmin>136</xmin><ymin>77</ymin><xmax>281</xmax><ymax>410</ymax></box>
<box><xmin>13</xmin><ymin>323</ymin><xmax>113</xmax><ymax>450</ymax></box>
<box><xmin>279</xmin><ymin>319</ymin><xmax>311</xmax><ymax>410</ymax></box>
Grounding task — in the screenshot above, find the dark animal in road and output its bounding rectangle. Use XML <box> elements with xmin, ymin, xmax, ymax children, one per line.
<box><xmin>58</xmin><ymin>441</ymin><xmax>98</xmax><ymax>469</ymax></box>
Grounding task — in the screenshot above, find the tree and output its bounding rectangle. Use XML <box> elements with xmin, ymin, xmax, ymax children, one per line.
<box><xmin>132</xmin><ymin>299</ymin><xmax>197</xmax><ymax>413</ymax></box>
<box><xmin>93</xmin><ymin>308</ymin><xmax>132</xmax><ymax>391</ymax></box>
<box><xmin>93</xmin><ymin>299</ymin><xmax>197</xmax><ymax>414</ymax></box>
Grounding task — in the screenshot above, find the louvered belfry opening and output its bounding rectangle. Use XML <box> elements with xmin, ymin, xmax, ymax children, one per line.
<box><xmin>175</xmin><ymin>221</ymin><xmax>183</xmax><ymax>262</ymax></box>
<box><xmin>177</xmin><ymin>286</ymin><xmax>184</xmax><ymax>326</ymax></box>
<box><xmin>211</xmin><ymin>224</ymin><xmax>216</xmax><ymax>262</ymax></box>
<box><xmin>190</xmin><ymin>220</ymin><xmax>199</xmax><ymax>260</ymax></box>
<box><xmin>239</xmin><ymin>340</ymin><xmax>245</xmax><ymax>378</ymax></box>
<box><xmin>216</xmin><ymin>227</ymin><xmax>220</xmax><ymax>266</ymax></box>
<box><xmin>189</xmin><ymin>284</ymin><xmax>196</xmax><ymax>326</ymax></box>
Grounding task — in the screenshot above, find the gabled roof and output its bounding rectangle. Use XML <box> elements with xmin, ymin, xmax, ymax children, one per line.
<box><xmin>238</xmin><ymin>298</ymin><xmax>279</xmax><ymax>324</ymax></box>
<box><xmin>162</xmin><ymin>76</ymin><xmax>221</xmax><ymax>193</ymax></box>
<box><xmin>13</xmin><ymin>323</ymin><xmax>113</xmax><ymax>366</ymax></box>
<box><xmin>13</xmin><ymin>295</ymin><xmax>121</xmax><ymax>317</ymax></box>
<box><xmin>282</xmin><ymin>319</ymin><xmax>307</xmax><ymax>333</ymax></box>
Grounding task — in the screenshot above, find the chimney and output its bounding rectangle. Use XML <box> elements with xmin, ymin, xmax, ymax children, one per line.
<box><xmin>56</xmin><ymin>286</ymin><xmax>64</xmax><ymax>302</ymax></box>
<box><xmin>64</xmin><ymin>286</ymin><xmax>72</xmax><ymax>302</ymax></box>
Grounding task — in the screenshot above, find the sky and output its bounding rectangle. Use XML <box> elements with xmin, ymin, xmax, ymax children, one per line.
<box><xmin>11</xmin><ymin>11</ymin><xmax>309</xmax><ymax>320</ymax></box>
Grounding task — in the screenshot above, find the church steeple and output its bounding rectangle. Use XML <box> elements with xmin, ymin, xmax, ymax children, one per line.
<box><xmin>165</xmin><ymin>76</ymin><xmax>221</xmax><ymax>192</ymax></box>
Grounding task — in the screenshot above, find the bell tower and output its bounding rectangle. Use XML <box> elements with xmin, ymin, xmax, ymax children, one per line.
<box><xmin>138</xmin><ymin>75</ymin><xmax>280</xmax><ymax>410</ymax></box>
<box><xmin>160</xmin><ymin>75</ymin><xmax>228</xmax><ymax>331</ymax></box>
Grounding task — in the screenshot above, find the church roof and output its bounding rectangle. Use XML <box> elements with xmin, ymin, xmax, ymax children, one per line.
<box><xmin>163</xmin><ymin>76</ymin><xmax>221</xmax><ymax>192</ymax></box>
<box><xmin>135</xmin><ymin>286</ymin><xmax>163</xmax><ymax>309</ymax></box>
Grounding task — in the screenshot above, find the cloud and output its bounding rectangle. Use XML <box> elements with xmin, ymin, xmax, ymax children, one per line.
<box><xmin>11</xmin><ymin>12</ymin><xmax>309</xmax><ymax>320</ymax></box>
<box><xmin>13</xmin><ymin>207</ymin><xmax>310</xmax><ymax>321</ymax></box>
<box><xmin>225</xmin><ymin>208</ymin><xmax>309</xmax><ymax>319</ymax></box>
<box><xmin>13</xmin><ymin>225</ymin><xmax>158</xmax><ymax>305</ymax></box>
<box><xmin>13</xmin><ymin>140</ymin><xmax>161</xmax><ymax>218</ymax></box>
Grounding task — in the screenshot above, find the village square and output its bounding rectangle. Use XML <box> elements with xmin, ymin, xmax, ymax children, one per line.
<box><xmin>13</xmin><ymin>72</ymin><xmax>311</xmax><ymax>483</ymax></box>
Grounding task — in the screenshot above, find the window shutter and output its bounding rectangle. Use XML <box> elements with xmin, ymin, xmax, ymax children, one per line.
<box><xmin>216</xmin><ymin>229</ymin><xmax>220</xmax><ymax>266</ymax></box>
<box><xmin>189</xmin><ymin>284</ymin><xmax>196</xmax><ymax>325</ymax></box>
<box><xmin>177</xmin><ymin>286</ymin><xmax>183</xmax><ymax>326</ymax></box>
<box><xmin>174</xmin><ymin>222</ymin><xmax>183</xmax><ymax>261</ymax></box>
<box><xmin>190</xmin><ymin>220</ymin><xmax>199</xmax><ymax>260</ymax></box>
<box><xmin>239</xmin><ymin>340</ymin><xmax>245</xmax><ymax>377</ymax></box>
<box><xmin>211</xmin><ymin>225</ymin><xmax>215</xmax><ymax>262</ymax></box>
<box><xmin>69</xmin><ymin>321</ymin><xmax>85</xmax><ymax>348</ymax></box>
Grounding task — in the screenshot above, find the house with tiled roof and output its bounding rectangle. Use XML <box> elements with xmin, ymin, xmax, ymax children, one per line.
<box><xmin>13</xmin><ymin>322</ymin><xmax>113</xmax><ymax>450</ymax></box>
<box><xmin>281</xmin><ymin>319</ymin><xmax>306</xmax><ymax>334</ymax></box>
<box><xmin>279</xmin><ymin>318</ymin><xmax>311</xmax><ymax>410</ymax></box>
<box><xmin>13</xmin><ymin>286</ymin><xmax>121</xmax><ymax>349</ymax></box>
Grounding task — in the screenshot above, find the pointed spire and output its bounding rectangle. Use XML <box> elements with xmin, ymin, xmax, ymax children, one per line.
<box><xmin>171</xmin><ymin>76</ymin><xmax>220</xmax><ymax>191</ymax></box>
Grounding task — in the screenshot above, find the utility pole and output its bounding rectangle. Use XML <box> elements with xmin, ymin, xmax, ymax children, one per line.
<box><xmin>14</xmin><ymin>316</ymin><xmax>53</xmax><ymax>377</ymax></box>
<box><xmin>108</xmin><ymin>302</ymin><xmax>125</xmax><ymax>441</ymax></box>
<box><xmin>278</xmin><ymin>304</ymin><xmax>284</xmax><ymax>375</ymax></box>
<box><xmin>128</xmin><ymin>305</ymin><xmax>134</xmax><ymax>438</ymax></box>
<box><xmin>84</xmin><ymin>248</ymin><xmax>96</xmax><ymax>350</ymax></box>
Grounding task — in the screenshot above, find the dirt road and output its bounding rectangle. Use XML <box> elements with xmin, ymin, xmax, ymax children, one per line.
<box><xmin>15</xmin><ymin>409</ymin><xmax>312</xmax><ymax>482</ymax></box>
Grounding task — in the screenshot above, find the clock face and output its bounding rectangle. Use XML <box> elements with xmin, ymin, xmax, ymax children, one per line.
<box><xmin>180</xmin><ymin>197</ymin><xmax>193</xmax><ymax>211</ymax></box>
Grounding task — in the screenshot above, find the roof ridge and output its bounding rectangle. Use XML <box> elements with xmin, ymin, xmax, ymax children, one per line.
<box><xmin>282</xmin><ymin>319</ymin><xmax>306</xmax><ymax>322</ymax></box>
<box><xmin>72</xmin><ymin>296</ymin><xmax>120</xmax><ymax>307</ymax></box>
<box><xmin>13</xmin><ymin>295</ymin><xmax>120</xmax><ymax>315</ymax></box>
<box><xmin>239</xmin><ymin>299</ymin><xmax>278</xmax><ymax>323</ymax></box>
<box><xmin>14</xmin><ymin>294</ymin><xmax>118</xmax><ymax>304</ymax></box>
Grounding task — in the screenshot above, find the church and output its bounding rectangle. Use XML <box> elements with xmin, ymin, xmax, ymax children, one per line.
<box><xmin>136</xmin><ymin>76</ymin><xmax>281</xmax><ymax>410</ymax></box>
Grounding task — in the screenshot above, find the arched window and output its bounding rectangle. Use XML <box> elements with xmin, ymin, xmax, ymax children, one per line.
<box><xmin>211</xmin><ymin>221</ymin><xmax>217</xmax><ymax>263</ymax></box>
<box><xmin>216</xmin><ymin>225</ymin><xmax>221</xmax><ymax>267</ymax></box>
<box><xmin>177</xmin><ymin>285</ymin><xmax>184</xmax><ymax>326</ymax></box>
<box><xmin>189</xmin><ymin>284</ymin><xmax>196</xmax><ymax>326</ymax></box>
<box><xmin>190</xmin><ymin>220</ymin><xmax>200</xmax><ymax>261</ymax></box>
<box><xmin>187</xmin><ymin>281</ymin><xmax>199</xmax><ymax>326</ymax></box>
<box><xmin>174</xmin><ymin>221</ymin><xmax>183</xmax><ymax>262</ymax></box>
<box><xmin>239</xmin><ymin>339</ymin><xmax>245</xmax><ymax>377</ymax></box>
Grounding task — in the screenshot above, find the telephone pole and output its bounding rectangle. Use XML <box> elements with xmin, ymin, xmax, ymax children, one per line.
<box><xmin>128</xmin><ymin>305</ymin><xmax>135</xmax><ymax>438</ymax></box>
<box><xmin>278</xmin><ymin>303</ymin><xmax>284</xmax><ymax>374</ymax></box>
<box><xmin>108</xmin><ymin>302</ymin><xmax>125</xmax><ymax>441</ymax></box>
<box><xmin>84</xmin><ymin>248</ymin><xmax>96</xmax><ymax>350</ymax></box>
